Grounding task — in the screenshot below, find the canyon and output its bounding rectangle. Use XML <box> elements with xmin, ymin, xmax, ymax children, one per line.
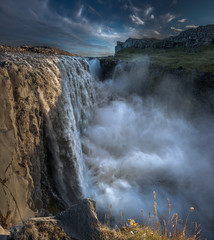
<box><xmin>0</xmin><ymin>37</ymin><xmax>214</xmax><ymax>238</ymax></box>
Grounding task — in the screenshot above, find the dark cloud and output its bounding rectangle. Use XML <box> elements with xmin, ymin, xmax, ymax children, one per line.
<box><xmin>0</xmin><ymin>0</ymin><xmax>213</xmax><ymax>56</ymax></box>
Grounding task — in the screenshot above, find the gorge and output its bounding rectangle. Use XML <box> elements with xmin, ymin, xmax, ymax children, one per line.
<box><xmin>0</xmin><ymin>49</ymin><xmax>214</xmax><ymax>239</ymax></box>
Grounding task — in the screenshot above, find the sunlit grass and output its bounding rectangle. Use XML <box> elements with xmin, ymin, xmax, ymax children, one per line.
<box><xmin>111</xmin><ymin>44</ymin><xmax>214</xmax><ymax>73</ymax></box>
<box><xmin>100</xmin><ymin>192</ymin><xmax>201</xmax><ymax>240</ymax></box>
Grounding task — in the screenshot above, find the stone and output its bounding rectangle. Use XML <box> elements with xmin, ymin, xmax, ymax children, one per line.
<box><xmin>11</xmin><ymin>199</ymin><xmax>101</xmax><ymax>240</ymax></box>
<box><xmin>0</xmin><ymin>225</ymin><xmax>10</xmax><ymax>240</ymax></box>
<box><xmin>56</xmin><ymin>198</ymin><xmax>100</xmax><ymax>240</ymax></box>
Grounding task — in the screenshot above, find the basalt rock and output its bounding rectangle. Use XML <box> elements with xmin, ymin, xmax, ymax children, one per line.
<box><xmin>11</xmin><ymin>199</ymin><xmax>100</xmax><ymax>240</ymax></box>
<box><xmin>99</xmin><ymin>58</ymin><xmax>118</xmax><ymax>80</ymax></box>
<box><xmin>115</xmin><ymin>24</ymin><xmax>214</xmax><ymax>54</ymax></box>
<box><xmin>56</xmin><ymin>199</ymin><xmax>100</xmax><ymax>240</ymax></box>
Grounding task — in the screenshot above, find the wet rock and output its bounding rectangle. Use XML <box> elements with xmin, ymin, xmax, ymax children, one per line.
<box><xmin>99</xmin><ymin>58</ymin><xmax>118</xmax><ymax>80</ymax></box>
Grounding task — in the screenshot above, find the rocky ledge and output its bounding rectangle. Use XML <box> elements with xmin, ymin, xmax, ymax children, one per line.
<box><xmin>0</xmin><ymin>45</ymin><xmax>77</xmax><ymax>56</ymax></box>
<box><xmin>1</xmin><ymin>199</ymin><xmax>100</xmax><ymax>240</ymax></box>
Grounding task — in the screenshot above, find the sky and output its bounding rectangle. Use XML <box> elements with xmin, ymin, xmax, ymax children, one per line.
<box><xmin>0</xmin><ymin>0</ymin><xmax>214</xmax><ymax>56</ymax></box>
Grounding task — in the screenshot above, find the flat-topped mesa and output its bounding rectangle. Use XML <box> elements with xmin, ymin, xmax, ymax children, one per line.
<box><xmin>115</xmin><ymin>24</ymin><xmax>214</xmax><ymax>54</ymax></box>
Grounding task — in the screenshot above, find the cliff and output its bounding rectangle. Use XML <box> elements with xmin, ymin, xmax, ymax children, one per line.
<box><xmin>1</xmin><ymin>47</ymin><xmax>214</xmax><ymax>239</ymax></box>
<box><xmin>0</xmin><ymin>52</ymin><xmax>96</xmax><ymax>229</ymax></box>
<box><xmin>115</xmin><ymin>24</ymin><xmax>214</xmax><ymax>54</ymax></box>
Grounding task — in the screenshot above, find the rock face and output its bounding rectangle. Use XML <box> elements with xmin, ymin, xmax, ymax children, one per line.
<box><xmin>115</xmin><ymin>24</ymin><xmax>214</xmax><ymax>54</ymax></box>
<box><xmin>10</xmin><ymin>199</ymin><xmax>100</xmax><ymax>240</ymax></box>
<box><xmin>56</xmin><ymin>199</ymin><xmax>100</xmax><ymax>240</ymax></box>
<box><xmin>99</xmin><ymin>58</ymin><xmax>118</xmax><ymax>80</ymax></box>
<box><xmin>0</xmin><ymin>53</ymin><xmax>59</xmax><ymax>228</ymax></box>
<box><xmin>0</xmin><ymin>52</ymin><xmax>96</xmax><ymax>229</ymax></box>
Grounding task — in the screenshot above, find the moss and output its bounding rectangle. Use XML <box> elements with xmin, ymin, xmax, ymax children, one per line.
<box><xmin>109</xmin><ymin>44</ymin><xmax>214</xmax><ymax>73</ymax></box>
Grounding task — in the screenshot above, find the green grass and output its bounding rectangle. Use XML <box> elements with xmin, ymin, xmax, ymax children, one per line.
<box><xmin>111</xmin><ymin>45</ymin><xmax>214</xmax><ymax>73</ymax></box>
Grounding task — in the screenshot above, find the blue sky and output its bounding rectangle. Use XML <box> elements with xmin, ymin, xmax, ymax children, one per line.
<box><xmin>0</xmin><ymin>0</ymin><xmax>214</xmax><ymax>56</ymax></box>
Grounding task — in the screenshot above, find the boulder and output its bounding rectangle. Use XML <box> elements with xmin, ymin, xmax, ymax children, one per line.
<box><xmin>56</xmin><ymin>198</ymin><xmax>100</xmax><ymax>240</ymax></box>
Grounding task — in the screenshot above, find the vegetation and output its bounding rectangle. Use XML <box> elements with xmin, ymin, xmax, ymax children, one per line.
<box><xmin>12</xmin><ymin>220</ymin><xmax>72</xmax><ymax>240</ymax></box>
<box><xmin>100</xmin><ymin>192</ymin><xmax>201</xmax><ymax>240</ymax></box>
<box><xmin>111</xmin><ymin>44</ymin><xmax>214</xmax><ymax>73</ymax></box>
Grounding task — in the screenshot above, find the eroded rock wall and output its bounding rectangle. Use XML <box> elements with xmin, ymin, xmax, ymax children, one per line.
<box><xmin>0</xmin><ymin>53</ymin><xmax>63</xmax><ymax>228</ymax></box>
<box><xmin>115</xmin><ymin>24</ymin><xmax>214</xmax><ymax>53</ymax></box>
<box><xmin>0</xmin><ymin>53</ymin><xmax>96</xmax><ymax>228</ymax></box>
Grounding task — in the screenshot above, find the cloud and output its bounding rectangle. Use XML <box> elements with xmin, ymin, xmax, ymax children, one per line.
<box><xmin>97</xmin><ymin>0</ymin><xmax>105</xmax><ymax>4</ymax></box>
<box><xmin>150</xmin><ymin>14</ymin><xmax>155</xmax><ymax>19</ymax></box>
<box><xmin>130</xmin><ymin>15</ymin><xmax>145</xmax><ymax>25</ymax></box>
<box><xmin>154</xmin><ymin>30</ymin><xmax>160</xmax><ymax>35</ymax></box>
<box><xmin>77</xmin><ymin>6</ymin><xmax>84</xmax><ymax>18</ymax></box>
<box><xmin>96</xmin><ymin>27</ymin><xmax>120</xmax><ymax>39</ymax></box>
<box><xmin>161</xmin><ymin>13</ymin><xmax>176</xmax><ymax>23</ymax></box>
<box><xmin>145</xmin><ymin>7</ymin><xmax>153</xmax><ymax>16</ymax></box>
<box><xmin>172</xmin><ymin>0</ymin><xmax>177</xmax><ymax>4</ymax></box>
<box><xmin>170</xmin><ymin>26</ymin><xmax>183</xmax><ymax>33</ymax></box>
<box><xmin>0</xmin><ymin>0</ymin><xmax>117</xmax><ymax>56</ymax></box>
<box><xmin>178</xmin><ymin>18</ymin><xmax>186</xmax><ymax>23</ymax></box>
<box><xmin>185</xmin><ymin>25</ymin><xmax>199</xmax><ymax>29</ymax></box>
<box><xmin>132</xmin><ymin>6</ymin><xmax>143</xmax><ymax>14</ymax></box>
<box><xmin>87</xmin><ymin>5</ymin><xmax>102</xmax><ymax>17</ymax></box>
<box><xmin>124</xmin><ymin>26</ymin><xmax>147</xmax><ymax>39</ymax></box>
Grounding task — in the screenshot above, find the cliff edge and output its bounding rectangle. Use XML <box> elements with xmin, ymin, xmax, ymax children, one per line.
<box><xmin>115</xmin><ymin>24</ymin><xmax>214</xmax><ymax>54</ymax></box>
<box><xmin>0</xmin><ymin>46</ymin><xmax>77</xmax><ymax>56</ymax></box>
<box><xmin>0</xmin><ymin>52</ymin><xmax>96</xmax><ymax>229</ymax></box>
<box><xmin>0</xmin><ymin>53</ymin><xmax>63</xmax><ymax>228</ymax></box>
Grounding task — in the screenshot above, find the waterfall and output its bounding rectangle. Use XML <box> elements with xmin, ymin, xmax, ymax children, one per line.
<box><xmin>84</xmin><ymin>58</ymin><xmax>214</xmax><ymax>238</ymax></box>
<box><xmin>41</xmin><ymin>56</ymin><xmax>97</xmax><ymax>205</ymax></box>
<box><xmin>39</xmin><ymin>56</ymin><xmax>213</xmax><ymax>237</ymax></box>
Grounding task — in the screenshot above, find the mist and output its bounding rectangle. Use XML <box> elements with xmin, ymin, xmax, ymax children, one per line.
<box><xmin>85</xmin><ymin>58</ymin><xmax>214</xmax><ymax>237</ymax></box>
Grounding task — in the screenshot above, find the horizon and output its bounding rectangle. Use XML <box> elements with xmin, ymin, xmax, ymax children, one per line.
<box><xmin>0</xmin><ymin>0</ymin><xmax>214</xmax><ymax>57</ymax></box>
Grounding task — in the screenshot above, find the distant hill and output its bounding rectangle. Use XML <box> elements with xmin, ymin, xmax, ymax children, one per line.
<box><xmin>0</xmin><ymin>45</ymin><xmax>78</xmax><ymax>56</ymax></box>
<box><xmin>115</xmin><ymin>24</ymin><xmax>214</xmax><ymax>54</ymax></box>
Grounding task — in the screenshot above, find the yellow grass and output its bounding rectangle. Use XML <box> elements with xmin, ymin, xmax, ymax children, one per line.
<box><xmin>100</xmin><ymin>192</ymin><xmax>201</xmax><ymax>240</ymax></box>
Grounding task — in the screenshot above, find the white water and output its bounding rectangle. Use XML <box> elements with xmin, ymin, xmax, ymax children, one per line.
<box><xmin>84</xmin><ymin>59</ymin><xmax>214</xmax><ymax>237</ymax></box>
<box><xmin>43</xmin><ymin>56</ymin><xmax>214</xmax><ymax>237</ymax></box>
<box><xmin>42</xmin><ymin>56</ymin><xmax>97</xmax><ymax>205</ymax></box>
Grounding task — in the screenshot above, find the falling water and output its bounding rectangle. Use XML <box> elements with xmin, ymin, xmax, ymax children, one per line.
<box><xmin>84</xmin><ymin>58</ymin><xmax>214</xmax><ymax>238</ymax></box>
<box><xmin>41</xmin><ymin>56</ymin><xmax>97</xmax><ymax>205</ymax></box>
<box><xmin>41</xmin><ymin>56</ymin><xmax>214</xmax><ymax>238</ymax></box>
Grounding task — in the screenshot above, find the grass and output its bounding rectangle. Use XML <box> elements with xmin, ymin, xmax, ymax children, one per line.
<box><xmin>100</xmin><ymin>192</ymin><xmax>201</xmax><ymax>240</ymax></box>
<box><xmin>109</xmin><ymin>44</ymin><xmax>214</xmax><ymax>73</ymax></box>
